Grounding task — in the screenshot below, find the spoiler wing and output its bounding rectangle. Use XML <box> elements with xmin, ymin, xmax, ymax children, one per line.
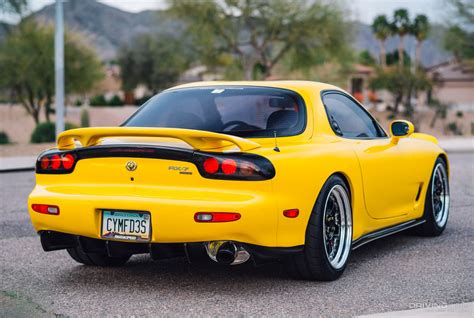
<box><xmin>56</xmin><ymin>127</ymin><xmax>260</xmax><ymax>152</ymax></box>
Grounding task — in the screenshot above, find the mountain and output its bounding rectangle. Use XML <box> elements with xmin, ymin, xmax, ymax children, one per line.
<box><xmin>30</xmin><ymin>0</ymin><xmax>450</xmax><ymax>66</ymax></box>
<box><xmin>32</xmin><ymin>0</ymin><xmax>178</xmax><ymax>60</ymax></box>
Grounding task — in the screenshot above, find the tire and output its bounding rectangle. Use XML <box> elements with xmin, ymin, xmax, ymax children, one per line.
<box><xmin>412</xmin><ymin>157</ymin><xmax>450</xmax><ymax>236</ymax></box>
<box><xmin>67</xmin><ymin>246</ymin><xmax>131</xmax><ymax>267</ymax></box>
<box><xmin>285</xmin><ymin>175</ymin><xmax>352</xmax><ymax>281</ymax></box>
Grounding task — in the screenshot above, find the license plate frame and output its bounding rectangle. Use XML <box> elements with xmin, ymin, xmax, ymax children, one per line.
<box><xmin>100</xmin><ymin>209</ymin><xmax>151</xmax><ymax>242</ymax></box>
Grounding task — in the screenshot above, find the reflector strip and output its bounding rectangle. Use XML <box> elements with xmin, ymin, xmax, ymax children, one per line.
<box><xmin>32</xmin><ymin>204</ymin><xmax>60</xmax><ymax>215</ymax></box>
<box><xmin>194</xmin><ymin>212</ymin><xmax>241</xmax><ymax>222</ymax></box>
<box><xmin>283</xmin><ymin>209</ymin><xmax>299</xmax><ymax>218</ymax></box>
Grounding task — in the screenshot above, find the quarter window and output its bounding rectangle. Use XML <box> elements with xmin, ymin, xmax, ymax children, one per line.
<box><xmin>323</xmin><ymin>93</ymin><xmax>386</xmax><ymax>138</ymax></box>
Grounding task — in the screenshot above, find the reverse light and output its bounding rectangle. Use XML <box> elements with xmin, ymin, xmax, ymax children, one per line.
<box><xmin>194</xmin><ymin>212</ymin><xmax>241</xmax><ymax>222</ymax></box>
<box><xmin>32</xmin><ymin>204</ymin><xmax>60</xmax><ymax>215</ymax></box>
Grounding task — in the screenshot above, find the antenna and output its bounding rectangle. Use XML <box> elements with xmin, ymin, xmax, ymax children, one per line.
<box><xmin>273</xmin><ymin>130</ymin><xmax>280</xmax><ymax>152</ymax></box>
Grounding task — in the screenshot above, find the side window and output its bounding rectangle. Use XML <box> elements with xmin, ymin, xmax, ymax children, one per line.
<box><xmin>323</xmin><ymin>93</ymin><xmax>385</xmax><ymax>138</ymax></box>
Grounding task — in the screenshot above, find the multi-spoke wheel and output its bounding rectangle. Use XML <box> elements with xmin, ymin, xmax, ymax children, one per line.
<box><xmin>323</xmin><ymin>185</ymin><xmax>352</xmax><ymax>270</ymax></box>
<box><xmin>285</xmin><ymin>175</ymin><xmax>352</xmax><ymax>281</ymax></box>
<box><xmin>413</xmin><ymin>157</ymin><xmax>450</xmax><ymax>236</ymax></box>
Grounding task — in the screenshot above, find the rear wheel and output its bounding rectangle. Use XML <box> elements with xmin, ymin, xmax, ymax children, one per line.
<box><xmin>285</xmin><ymin>175</ymin><xmax>352</xmax><ymax>281</ymax></box>
<box><xmin>413</xmin><ymin>158</ymin><xmax>450</xmax><ymax>236</ymax></box>
<box><xmin>67</xmin><ymin>246</ymin><xmax>130</xmax><ymax>267</ymax></box>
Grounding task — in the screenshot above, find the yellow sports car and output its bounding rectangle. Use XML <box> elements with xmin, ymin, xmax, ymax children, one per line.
<box><xmin>28</xmin><ymin>81</ymin><xmax>450</xmax><ymax>281</ymax></box>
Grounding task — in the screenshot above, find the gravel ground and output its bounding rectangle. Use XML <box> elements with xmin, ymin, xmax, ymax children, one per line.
<box><xmin>0</xmin><ymin>153</ymin><xmax>472</xmax><ymax>317</ymax></box>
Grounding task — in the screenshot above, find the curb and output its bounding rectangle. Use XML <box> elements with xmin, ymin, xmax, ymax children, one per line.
<box><xmin>0</xmin><ymin>167</ymin><xmax>35</xmax><ymax>173</ymax></box>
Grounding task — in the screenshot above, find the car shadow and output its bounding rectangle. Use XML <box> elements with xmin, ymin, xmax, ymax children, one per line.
<box><xmin>58</xmin><ymin>228</ymin><xmax>450</xmax><ymax>292</ymax></box>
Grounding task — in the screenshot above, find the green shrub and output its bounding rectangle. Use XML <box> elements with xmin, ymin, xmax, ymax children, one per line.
<box><xmin>446</xmin><ymin>121</ymin><xmax>463</xmax><ymax>136</ymax></box>
<box><xmin>30</xmin><ymin>122</ymin><xmax>78</xmax><ymax>143</ymax></box>
<box><xmin>108</xmin><ymin>95</ymin><xmax>124</xmax><ymax>107</ymax></box>
<box><xmin>74</xmin><ymin>99</ymin><xmax>83</xmax><ymax>107</ymax></box>
<box><xmin>80</xmin><ymin>108</ymin><xmax>90</xmax><ymax>127</ymax></box>
<box><xmin>456</xmin><ymin>111</ymin><xmax>464</xmax><ymax>118</ymax></box>
<box><xmin>0</xmin><ymin>131</ymin><xmax>10</xmax><ymax>144</ymax></box>
<box><xmin>89</xmin><ymin>94</ymin><xmax>107</xmax><ymax>107</ymax></box>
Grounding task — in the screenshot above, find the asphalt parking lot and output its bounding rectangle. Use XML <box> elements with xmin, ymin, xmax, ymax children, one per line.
<box><xmin>0</xmin><ymin>153</ymin><xmax>473</xmax><ymax>317</ymax></box>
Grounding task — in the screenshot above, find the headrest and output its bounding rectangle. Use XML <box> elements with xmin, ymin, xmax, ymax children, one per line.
<box><xmin>266</xmin><ymin>110</ymin><xmax>298</xmax><ymax>130</ymax></box>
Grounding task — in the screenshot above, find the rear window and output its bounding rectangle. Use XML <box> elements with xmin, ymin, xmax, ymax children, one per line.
<box><xmin>123</xmin><ymin>86</ymin><xmax>306</xmax><ymax>138</ymax></box>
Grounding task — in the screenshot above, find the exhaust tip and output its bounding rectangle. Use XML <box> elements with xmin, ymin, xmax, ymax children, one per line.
<box><xmin>205</xmin><ymin>241</ymin><xmax>250</xmax><ymax>265</ymax></box>
<box><xmin>215</xmin><ymin>242</ymin><xmax>237</xmax><ymax>264</ymax></box>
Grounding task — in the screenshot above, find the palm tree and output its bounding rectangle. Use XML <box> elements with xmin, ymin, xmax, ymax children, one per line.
<box><xmin>371</xmin><ymin>15</ymin><xmax>391</xmax><ymax>69</ymax></box>
<box><xmin>412</xmin><ymin>14</ymin><xmax>430</xmax><ymax>69</ymax></box>
<box><xmin>392</xmin><ymin>9</ymin><xmax>411</xmax><ymax>68</ymax></box>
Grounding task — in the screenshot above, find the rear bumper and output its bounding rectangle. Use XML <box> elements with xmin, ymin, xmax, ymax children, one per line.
<box><xmin>28</xmin><ymin>184</ymin><xmax>280</xmax><ymax>247</ymax></box>
<box><xmin>39</xmin><ymin>230</ymin><xmax>303</xmax><ymax>260</ymax></box>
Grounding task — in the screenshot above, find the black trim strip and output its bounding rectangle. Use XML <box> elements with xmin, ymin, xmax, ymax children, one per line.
<box><xmin>351</xmin><ymin>219</ymin><xmax>426</xmax><ymax>250</ymax></box>
<box><xmin>243</xmin><ymin>243</ymin><xmax>304</xmax><ymax>257</ymax></box>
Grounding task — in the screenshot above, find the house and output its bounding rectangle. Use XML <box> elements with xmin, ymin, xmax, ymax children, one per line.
<box><xmin>426</xmin><ymin>60</ymin><xmax>474</xmax><ymax>111</ymax></box>
<box><xmin>347</xmin><ymin>64</ymin><xmax>378</xmax><ymax>107</ymax></box>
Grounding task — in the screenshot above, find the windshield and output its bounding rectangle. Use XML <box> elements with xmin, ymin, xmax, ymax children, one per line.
<box><xmin>124</xmin><ymin>86</ymin><xmax>306</xmax><ymax>138</ymax></box>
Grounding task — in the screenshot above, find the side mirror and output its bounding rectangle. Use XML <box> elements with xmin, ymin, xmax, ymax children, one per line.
<box><xmin>390</xmin><ymin>120</ymin><xmax>414</xmax><ymax>144</ymax></box>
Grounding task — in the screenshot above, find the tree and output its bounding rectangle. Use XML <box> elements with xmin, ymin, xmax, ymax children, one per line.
<box><xmin>358</xmin><ymin>50</ymin><xmax>376</xmax><ymax>66</ymax></box>
<box><xmin>427</xmin><ymin>98</ymin><xmax>449</xmax><ymax>128</ymax></box>
<box><xmin>0</xmin><ymin>0</ymin><xmax>27</xmax><ymax>15</ymax></box>
<box><xmin>0</xmin><ymin>21</ymin><xmax>103</xmax><ymax>124</ymax></box>
<box><xmin>371</xmin><ymin>15</ymin><xmax>391</xmax><ymax>68</ymax></box>
<box><xmin>118</xmin><ymin>34</ymin><xmax>191</xmax><ymax>93</ymax></box>
<box><xmin>369</xmin><ymin>67</ymin><xmax>431</xmax><ymax>116</ymax></box>
<box><xmin>444</xmin><ymin>0</ymin><xmax>474</xmax><ymax>61</ymax></box>
<box><xmin>168</xmin><ymin>0</ymin><xmax>351</xmax><ymax>80</ymax></box>
<box><xmin>391</xmin><ymin>9</ymin><xmax>411</xmax><ymax>68</ymax></box>
<box><xmin>411</xmin><ymin>14</ymin><xmax>429</xmax><ymax>68</ymax></box>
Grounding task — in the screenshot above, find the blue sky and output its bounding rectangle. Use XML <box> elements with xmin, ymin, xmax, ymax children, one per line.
<box><xmin>1</xmin><ymin>0</ymin><xmax>446</xmax><ymax>25</ymax></box>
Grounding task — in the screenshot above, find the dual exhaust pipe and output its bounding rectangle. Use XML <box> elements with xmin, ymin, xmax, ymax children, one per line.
<box><xmin>205</xmin><ymin>241</ymin><xmax>250</xmax><ymax>265</ymax></box>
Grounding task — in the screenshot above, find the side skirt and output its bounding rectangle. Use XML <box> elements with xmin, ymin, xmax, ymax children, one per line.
<box><xmin>351</xmin><ymin>219</ymin><xmax>426</xmax><ymax>250</ymax></box>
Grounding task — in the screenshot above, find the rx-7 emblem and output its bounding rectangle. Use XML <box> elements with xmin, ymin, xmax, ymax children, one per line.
<box><xmin>125</xmin><ymin>161</ymin><xmax>137</xmax><ymax>171</ymax></box>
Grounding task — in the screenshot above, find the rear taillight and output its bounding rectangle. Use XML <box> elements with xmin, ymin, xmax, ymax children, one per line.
<box><xmin>194</xmin><ymin>152</ymin><xmax>275</xmax><ymax>181</ymax></box>
<box><xmin>36</xmin><ymin>151</ymin><xmax>77</xmax><ymax>174</ymax></box>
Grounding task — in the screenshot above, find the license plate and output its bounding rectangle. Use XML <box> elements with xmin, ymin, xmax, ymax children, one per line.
<box><xmin>101</xmin><ymin>210</ymin><xmax>151</xmax><ymax>242</ymax></box>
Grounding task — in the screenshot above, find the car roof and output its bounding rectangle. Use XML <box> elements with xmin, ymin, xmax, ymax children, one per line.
<box><xmin>168</xmin><ymin>80</ymin><xmax>342</xmax><ymax>96</ymax></box>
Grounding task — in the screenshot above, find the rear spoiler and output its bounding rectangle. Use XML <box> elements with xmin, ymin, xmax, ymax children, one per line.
<box><xmin>56</xmin><ymin>127</ymin><xmax>261</xmax><ymax>152</ymax></box>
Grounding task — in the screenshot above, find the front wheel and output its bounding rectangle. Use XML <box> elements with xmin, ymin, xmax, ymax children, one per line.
<box><xmin>285</xmin><ymin>175</ymin><xmax>352</xmax><ymax>281</ymax></box>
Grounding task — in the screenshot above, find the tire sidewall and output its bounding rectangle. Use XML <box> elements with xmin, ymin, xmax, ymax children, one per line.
<box><xmin>424</xmin><ymin>158</ymin><xmax>449</xmax><ymax>234</ymax></box>
<box><xmin>306</xmin><ymin>175</ymin><xmax>352</xmax><ymax>279</ymax></box>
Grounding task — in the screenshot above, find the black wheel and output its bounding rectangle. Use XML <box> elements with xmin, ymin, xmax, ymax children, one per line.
<box><xmin>285</xmin><ymin>175</ymin><xmax>352</xmax><ymax>281</ymax></box>
<box><xmin>67</xmin><ymin>246</ymin><xmax>130</xmax><ymax>267</ymax></box>
<box><xmin>413</xmin><ymin>157</ymin><xmax>450</xmax><ymax>236</ymax></box>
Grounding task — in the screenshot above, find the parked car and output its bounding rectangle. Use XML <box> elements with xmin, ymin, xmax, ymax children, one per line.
<box><xmin>28</xmin><ymin>81</ymin><xmax>449</xmax><ymax>281</ymax></box>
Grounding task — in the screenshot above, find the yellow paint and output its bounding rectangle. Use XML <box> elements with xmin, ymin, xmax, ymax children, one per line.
<box><xmin>28</xmin><ymin>81</ymin><xmax>448</xmax><ymax>247</ymax></box>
